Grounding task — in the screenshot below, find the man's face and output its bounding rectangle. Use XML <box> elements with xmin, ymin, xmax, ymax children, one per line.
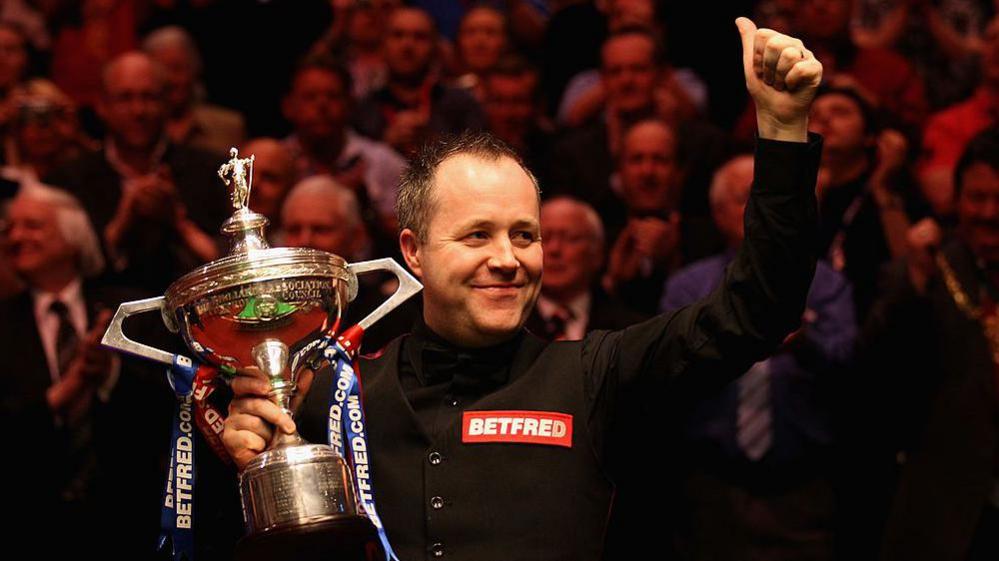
<box><xmin>0</xmin><ymin>27</ymin><xmax>27</xmax><ymax>90</ymax></box>
<box><xmin>245</xmin><ymin>141</ymin><xmax>295</xmax><ymax>224</ymax></box>
<box><xmin>2</xmin><ymin>197</ymin><xmax>77</xmax><ymax>282</ymax></box>
<box><xmin>384</xmin><ymin>9</ymin><xmax>436</xmax><ymax>81</ymax></box>
<box><xmin>283</xmin><ymin>68</ymin><xmax>349</xmax><ymax>143</ymax></box>
<box><xmin>619</xmin><ymin>122</ymin><xmax>681</xmax><ymax>214</ymax></box>
<box><xmin>458</xmin><ymin>8</ymin><xmax>506</xmax><ymax>73</ymax></box>
<box><xmin>540</xmin><ymin>201</ymin><xmax>601</xmax><ymax>300</ymax></box>
<box><xmin>15</xmin><ymin>101</ymin><xmax>73</xmax><ymax>163</ymax></box>
<box><xmin>282</xmin><ymin>195</ymin><xmax>363</xmax><ymax>258</ymax></box>
<box><xmin>957</xmin><ymin>163</ymin><xmax>999</xmax><ymax>264</ymax></box>
<box><xmin>149</xmin><ymin>45</ymin><xmax>196</xmax><ymax>115</ymax></box>
<box><xmin>484</xmin><ymin>73</ymin><xmax>536</xmax><ymax>145</ymax></box>
<box><xmin>100</xmin><ymin>56</ymin><xmax>166</xmax><ymax>151</ymax></box>
<box><xmin>403</xmin><ymin>154</ymin><xmax>542</xmax><ymax>347</ymax></box>
<box><xmin>809</xmin><ymin>93</ymin><xmax>870</xmax><ymax>155</ymax></box>
<box><xmin>601</xmin><ymin>34</ymin><xmax>658</xmax><ymax>115</ymax></box>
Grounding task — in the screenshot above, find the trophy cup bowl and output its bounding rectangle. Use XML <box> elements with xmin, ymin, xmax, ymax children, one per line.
<box><xmin>101</xmin><ymin>149</ymin><xmax>421</xmax><ymax>561</ymax></box>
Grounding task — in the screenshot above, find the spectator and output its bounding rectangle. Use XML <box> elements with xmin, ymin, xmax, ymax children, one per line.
<box><xmin>308</xmin><ymin>0</ymin><xmax>399</xmax><ymax>100</ymax></box>
<box><xmin>242</xmin><ymin>137</ymin><xmax>296</xmax><ymax>238</ymax></box>
<box><xmin>551</xmin><ymin>26</ymin><xmax>728</xmax><ymax>222</ymax></box>
<box><xmin>353</xmin><ymin>6</ymin><xmax>485</xmax><ymax>155</ymax></box>
<box><xmin>3</xmin><ymin>79</ymin><xmax>95</xmax><ymax>182</ymax></box>
<box><xmin>918</xmin><ymin>15</ymin><xmax>999</xmax><ymax>217</ymax></box>
<box><xmin>451</xmin><ymin>5</ymin><xmax>510</xmax><ymax>101</ymax></box>
<box><xmin>279</xmin><ymin>175</ymin><xmax>412</xmax><ymax>351</ymax></box>
<box><xmin>524</xmin><ymin>197</ymin><xmax>646</xmax><ymax>341</ymax></box>
<box><xmin>143</xmin><ymin>26</ymin><xmax>247</xmax><ymax>157</ymax></box>
<box><xmin>662</xmin><ymin>154</ymin><xmax>856</xmax><ymax>561</ymax></box>
<box><xmin>810</xmin><ymin>86</ymin><xmax>928</xmax><ymax>321</ymax></box>
<box><xmin>1</xmin><ymin>184</ymin><xmax>172</xmax><ymax>558</ymax></box>
<box><xmin>557</xmin><ymin>0</ymin><xmax>708</xmax><ymax>127</ymax></box>
<box><xmin>45</xmin><ymin>51</ymin><xmax>227</xmax><ymax>293</ymax></box>
<box><xmin>280</xmin><ymin>175</ymin><xmax>370</xmax><ymax>262</ymax></box>
<box><xmin>602</xmin><ymin>119</ymin><xmax>722</xmax><ymax>315</ymax></box>
<box><xmin>482</xmin><ymin>55</ymin><xmax>553</xmax><ymax>186</ymax></box>
<box><xmin>281</xmin><ymin>56</ymin><xmax>406</xmax><ymax>243</ymax></box>
<box><xmin>868</xmin><ymin>126</ymin><xmax>999</xmax><ymax>561</ymax></box>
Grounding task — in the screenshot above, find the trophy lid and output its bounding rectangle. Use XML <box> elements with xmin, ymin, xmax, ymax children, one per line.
<box><xmin>163</xmin><ymin>148</ymin><xmax>356</xmax><ymax>312</ymax></box>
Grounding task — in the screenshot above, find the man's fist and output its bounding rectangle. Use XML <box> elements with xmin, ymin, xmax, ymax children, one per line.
<box><xmin>736</xmin><ymin>17</ymin><xmax>823</xmax><ymax>142</ymax></box>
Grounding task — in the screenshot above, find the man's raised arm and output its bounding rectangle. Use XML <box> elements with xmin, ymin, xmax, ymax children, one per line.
<box><xmin>585</xmin><ymin>18</ymin><xmax>824</xmax><ymax>399</ymax></box>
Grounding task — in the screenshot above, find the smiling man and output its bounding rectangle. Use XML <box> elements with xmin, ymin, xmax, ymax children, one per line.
<box><xmin>223</xmin><ymin>18</ymin><xmax>824</xmax><ymax>560</ymax></box>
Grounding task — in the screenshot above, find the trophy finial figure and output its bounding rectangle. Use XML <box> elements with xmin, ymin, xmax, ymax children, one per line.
<box><xmin>218</xmin><ymin>147</ymin><xmax>255</xmax><ymax>210</ymax></box>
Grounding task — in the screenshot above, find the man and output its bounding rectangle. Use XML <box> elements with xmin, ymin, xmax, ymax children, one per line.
<box><xmin>223</xmin><ymin>19</ymin><xmax>823</xmax><ymax>560</ymax></box>
<box><xmin>242</xmin><ymin>137</ymin><xmax>296</xmax><ymax>236</ymax></box>
<box><xmin>143</xmin><ymin>26</ymin><xmax>247</xmax><ymax>157</ymax></box>
<box><xmin>602</xmin><ymin>118</ymin><xmax>723</xmax><ymax>314</ymax></box>
<box><xmin>550</xmin><ymin>26</ymin><xmax>729</xmax><ymax>221</ymax></box>
<box><xmin>1</xmin><ymin>185</ymin><xmax>172</xmax><ymax>558</ymax></box>
<box><xmin>524</xmin><ymin>197</ymin><xmax>645</xmax><ymax>341</ymax></box>
<box><xmin>281</xmin><ymin>57</ymin><xmax>406</xmax><ymax>240</ymax></box>
<box><xmin>868</xmin><ymin>127</ymin><xmax>999</xmax><ymax>561</ymax></box>
<box><xmin>279</xmin><ymin>176</ymin><xmax>414</xmax><ymax>361</ymax></box>
<box><xmin>45</xmin><ymin>51</ymin><xmax>227</xmax><ymax>293</ymax></box>
<box><xmin>353</xmin><ymin>6</ymin><xmax>485</xmax><ymax>156</ymax></box>
<box><xmin>661</xmin><ymin>155</ymin><xmax>856</xmax><ymax>561</ymax></box>
<box><xmin>481</xmin><ymin>55</ymin><xmax>553</xmax><ymax>186</ymax></box>
<box><xmin>810</xmin><ymin>86</ymin><xmax>927</xmax><ymax>321</ymax></box>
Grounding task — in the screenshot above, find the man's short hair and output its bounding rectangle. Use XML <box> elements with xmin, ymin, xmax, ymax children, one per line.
<box><xmin>396</xmin><ymin>131</ymin><xmax>541</xmax><ymax>242</ymax></box>
<box><xmin>142</xmin><ymin>25</ymin><xmax>203</xmax><ymax>76</ymax></box>
<box><xmin>814</xmin><ymin>84</ymin><xmax>879</xmax><ymax>135</ymax></box>
<box><xmin>3</xmin><ymin>184</ymin><xmax>105</xmax><ymax>278</ymax></box>
<box><xmin>101</xmin><ymin>51</ymin><xmax>166</xmax><ymax>96</ymax></box>
<box><xmin>288</xmin><ymin>54</ymin><xmax>353</xmax><ymax>99</ymax></box>
<box><xmin>709</xmin><ymin>154</ymin><xmax>754</xmax><ymax>208</ymax></box>
<box><xmin>601</xmin><ymin>24</ymin><xmax>665</xmax><ymax>67</ymax></box>
<box><xmin>542</xmin><ymin>196</ymin><xmax>605</xmax><ymax>251</ymax></box>
<box><xmin>954</xmin><ymin>126</ymin><xmax>999</xmax><ymax>196</ymax></box>
<box><xmin>281</xmin><ymin>175</ymin><xmax>361</xmax><ymax>229</ymax></box>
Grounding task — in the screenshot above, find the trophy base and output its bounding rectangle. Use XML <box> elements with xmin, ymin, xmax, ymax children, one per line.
<box><xmin>234</xmin><ymin>515</ymin><xmax>381</xmax><ymax>561</ymax></box>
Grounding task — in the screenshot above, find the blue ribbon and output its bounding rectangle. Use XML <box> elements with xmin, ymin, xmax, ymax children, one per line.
<box><xmin>158</xmin><ymin>355</ymin><xmax>198</xmax><ymax>561</ymax></box>
<box><xmin>323</xmin><ymin>338</ymin><xmax>400</xmax><ymax>561</ymax></box>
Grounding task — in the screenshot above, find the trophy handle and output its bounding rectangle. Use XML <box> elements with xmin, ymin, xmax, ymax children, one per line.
<box><xmin>102</xmin><ymin>296</ymin><xmax>189</xmax><ymax>366</ymax></box>
<box><xmin>346</xmin><ymin>258</ymin><xmax>422</xmax><ymax>331</ymax></box>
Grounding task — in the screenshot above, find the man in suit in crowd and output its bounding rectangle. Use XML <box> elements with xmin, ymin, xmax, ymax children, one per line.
<box><xmin>524</xmin><ymin>196</ymin><xmax>646</xmax><ymax>341</ymax></box>
<box><xmin>45</xmin><ymin>51</ymin><xmax>228</xmax><ymax>293</ymax></box>
<box><xmin>662</xmin><ymin>154</ymin><xmax>856</xmax><ymax>561</ymax></box>
<box><xmin>1</xmin><ymin>184</ymin><xmax>172</xmax><ymax>558</ymax></box>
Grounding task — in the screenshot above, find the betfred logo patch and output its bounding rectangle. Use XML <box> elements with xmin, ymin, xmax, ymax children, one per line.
<box><xmin>462</xmin><ymin>410</ymin><xmax>573</xmax><ymax>448</ymax></box>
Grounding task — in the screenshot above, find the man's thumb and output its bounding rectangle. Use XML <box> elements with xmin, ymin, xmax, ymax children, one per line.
<box><xmin>735</xmin><ymin>17</ymin><xmax>757</xmax><ymax>78</ymax></box>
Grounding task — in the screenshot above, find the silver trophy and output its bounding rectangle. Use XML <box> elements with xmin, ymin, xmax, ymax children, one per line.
<box><xmin>102</xmin><ymin>148</ymin><xmax>421</xmax><ymax>560</ymax></box>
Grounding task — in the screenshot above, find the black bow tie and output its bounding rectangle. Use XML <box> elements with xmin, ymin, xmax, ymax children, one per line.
<box><xmin>420</xmin><ymin>341</ymin><xmax>511</xmax><ymax>392</ymax></box>
<box><xmin>410</xmin><ymin>320</ymin><xmax>518</xmax><ymax>393</ymax></box>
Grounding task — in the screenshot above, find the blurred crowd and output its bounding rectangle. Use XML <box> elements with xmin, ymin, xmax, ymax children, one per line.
<box><xmin>1</xmin><ymin>0</ymin><xmax>998</xmax><ymax>560</ymax></box>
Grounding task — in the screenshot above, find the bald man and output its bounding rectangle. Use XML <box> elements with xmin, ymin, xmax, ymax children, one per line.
<box><xmin>524</xmin><ymin>197</ymin><xmax>646</xmax><ymax>341</ymax></box>
<box><xmin>46</xmin><ymin>51</ymin><xmax>229</xmax><ymax>293</ymax></box>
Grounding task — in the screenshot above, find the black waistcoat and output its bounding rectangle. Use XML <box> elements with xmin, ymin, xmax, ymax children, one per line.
<box><xmin>299</xmin><ymin>334</ymin><xmax>614</xmax><ymax>561</ymax></box>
